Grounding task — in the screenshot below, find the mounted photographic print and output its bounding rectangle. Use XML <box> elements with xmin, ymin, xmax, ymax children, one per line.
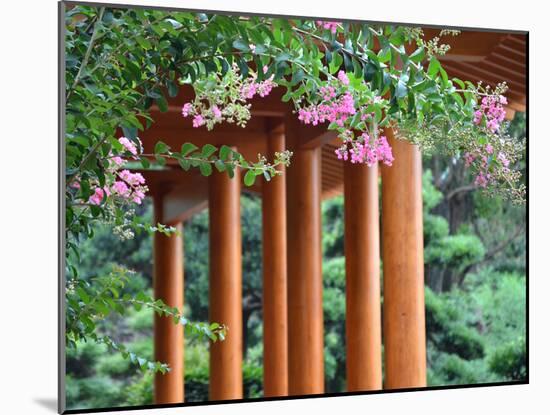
<box><xmin>59</xmin><ymin>1</ymin><xmax>528</xmax><ymax>413</ymax></box>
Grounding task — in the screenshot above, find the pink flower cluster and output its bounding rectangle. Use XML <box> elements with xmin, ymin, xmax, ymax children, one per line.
<box><xmin>116</xmin><ymin>170</ymin><xmax>147</xmax><ymax>204</ymax></box>
<box><xmin>192</xmin><ymin>114</ymin><xmax>205</xmax><ymax>128</ymax></box>
<box><xmin>335</xmin><ymin>133</ymin><xmax>394</xmax><ymax>166</ymax></box>
<box><xmin>181</xmin><ymin>69</ymin><xmax>276</xmax><ymax>129</ymax></box>
<box><xmin>298</xmin><ymin>71</ymin><xmax>356</xmax><ymax>127</ymax></box>
<box><xmin>86</xmin><ymin>137</ymin><xmax>148</xmax><ymax>206</ymax></box>
<box><xmin>316</xmin><ymin>20</ymin><xmax>339</xmax><ymax>34</ymax></box>
<box><xmin>463</xmin><ymin>143</ymin><xmax>510</xmax><ymax>188</ymax></box>
<box><xmin>89</xmin><ymin>170</ymin><xmax>147</xmax><ymax>206</ymax></box>
<box><xmin>297</xmin><ymin>75</ymin><xmax>393</xmax><ymax>167</ymax></box>
<box><xmin>118</xmin><ymin>136</ymin><xmax>138</xmax><ymax>156</ymax></box>
<box><xmin>337</xmin><ymin>70</ymin><xmax>350</xmax><ymax>86</ymax></box>
<box><xmin>473</xmin><ymin>95</ymin><xmax>507</xmax><ymax>133</ymax></box>
<box><xmin>89</xmin><ymin>187</ymin><xmax>106</xmax><ymax>205</ymax></box>
<box><xmin>298</xmin><ymin>91</ymin><xmax>356</xmax><ymax>127</ymax></box>
<box><xmin>239</xmin><ymin>77</ymin><xmax>276</xmax><ymax>100</ymax></box>
<box><xmin>181</xmin><ymin>103</ymin><xmax>193</xmax><ymax>117</ymax></box>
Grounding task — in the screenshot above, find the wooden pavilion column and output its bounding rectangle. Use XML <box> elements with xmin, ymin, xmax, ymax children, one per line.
<box><xmin>343</xmin><ymin>162</ymin><xmax>382</xmax><ymax>391</ymax></box>
<box><xmin>153</xmin><ymin>193</ymin><xmax>184</xmax><ymax>404</ymax></box>
<box><xmin>381</xmin><ymin>128</ymin><xmax>427</xmax><ymax>388</ymax></box>
<box><xmin>261</xmin><ymin>129</ymin><xmax>288</xmax><ymax>397</ymax></box>
<box><xmin>285</xmin><ymin>114</ymin><xmax>324</xmax><ymax>395</ymax></box>
<box><xmin>209</xmin><ymin>165</ymin><xmax>243</xmax><ymax>400</ymax></box>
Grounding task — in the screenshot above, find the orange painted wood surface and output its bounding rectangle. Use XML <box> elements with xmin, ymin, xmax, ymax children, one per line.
<box><xmin>381</xmin><ymin>129</ymin><xmax>427</xmax><ymax>388</ymax></box>
<box><xmin>208</xmin><ymin>167</ymin><xmax>243</xmax><ymax>400</ymax></box>
<box><xmin>285</xmin><ymin>114</ymin><xmax>324</xmax><ymax>395</ymax></box>
<box><xmin>262</xmin><ymin>131</ymin><xmax>289</xmax><ymax>397</ymax></box>
<box><xmin>153</xmin><ymin>195</ymin><xmax>184</xmax><ymax>403</ymax></box>
<box><xmin>344</xmin><ymin>162</ymin><xmax>383</xmax><ymax>391</ymax></box>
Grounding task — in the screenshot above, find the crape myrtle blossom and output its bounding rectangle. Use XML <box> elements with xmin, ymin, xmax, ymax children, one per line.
<box><xmin>180</xmin><ymin>64</ymin><xmax>276</xmax><ymax>130</ymax></box>
<box><xmin>462</xmin><ymin>86</ymin><xmax>524</xmax><ymax>197</ymax></box>
<box><xmin>473</xmin><ymin>94</ymin><xmax>507</xmax><ymax>133</ymax></box>
<box><xmin>335</xmin><ymin>133</ymin><xmax>394</xmax><ymax>167</ymax></box>
<box><xmin>297</xmin><ymin>70</ymin><xmax>393</xmax><ymax>167</ymax></box>
<box><xmin>88</xmin><ymin>137</ymin><xmax>149</xmax><ymax>206</ymax></box>
<box><xmin>192</xmin><ymin>114</ymin><xmax>205</xmax><ymax>128</ymax></box>
<box><xmin>337</xmin><ymin>70</ymin><xmax>350</xmax><ymax>86</ymax></box>
<box><xmin>118</xmin><ymin>136</ymin><xmax>139</xmax><ymax>156</ymax></box>
<box><xmin>315</xmin><ymin>20</ymin><xmax>339</xmax><ymax>34</ymax></box>
<box><xmin>463</xmin><ymin>141</ymin><xmax>512</xmax><ymax>189</ymax></box>
<box><xmin>89</xmin><ymin>187</ymin><xmax>105</xmax><ymax>205</ymax></box>
<box><xmin>298</xmin><ymin>91</ymin><xmax>356</xmax><ymax>127</ymax></box>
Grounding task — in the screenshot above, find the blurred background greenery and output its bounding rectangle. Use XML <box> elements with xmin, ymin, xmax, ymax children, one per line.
<box><xmin>66</xmin><ymin>113</ymin><xmax>526</xmax><ymax>410</ymax></box>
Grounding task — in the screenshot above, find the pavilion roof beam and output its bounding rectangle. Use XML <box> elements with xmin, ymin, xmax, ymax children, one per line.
<box><xmin>139</xmin><ymin>169</ymin><xmax>209</xmax><ymax>224</ymax></box>
<box><xmin>423</xmin><ymin>29</ymin><xmax>505</xmax><ymax>61</ymax></box>
<box><xmin>443</xmin><ymin>66</ymin><xmax>525</xmax><ymax>111</ymax></box>
<box><xmin>444</xmin><ymin>61</ymin><xmax>525</xmax><ymax>93</ymax></box>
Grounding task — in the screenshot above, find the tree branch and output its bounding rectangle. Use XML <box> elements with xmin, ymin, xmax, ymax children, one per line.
<box><xmin>66</xmin><ymin>7</ymin><xmax>105</xmax><ymax>102</ymax></box>
<box><xmin>458</xmin><ymin>224</ymin><xmax>525</xmax><ymax>286</ymax></box>
<box><xmin>446</xmin><ymin>184</ymin><xmax>478</xmax><ymax>201</ymax></box>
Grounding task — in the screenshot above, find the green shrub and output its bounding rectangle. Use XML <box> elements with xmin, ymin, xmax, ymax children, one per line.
<box><xmin>425</xmin><ymin>287</ymin><xmax>485</xmax><ymax>360</ymax></box>
<box><xmin>489</xmin><ymin>337</ymin><xmax>527</xmax><ymax>381</ymax></box>
<box><xmin>96</xmin><ymin>353</ymin><xmax>133</xmax><ymax>378</ymax></box>
<box><xmin>423</xmin><ymin>170</ymin><xmax>444</xmax><ymax>211</ymax></box>
<box><xmin>122</xmin><ymin>373</ymin><xmax>153</xmax><ymax>406</ymax></box>
<box><xmin>126</xmin><ymin>307</ymin><xmax>153</xmax><ymax>332</ymax></box>
<box><xmin>426</xmin><ymin>234</ymin><xmax>485</xmax><ymax>270</ymax></box>
<box><xmin>66</xmin><ymin>376</ymin><xmax>124</xmax><ymax>410</ymax></box>
<box><xmin>66</xmin><ymin>340</ymin><xmax>108</xmax><ymax>378</ymax></box>
<box><xmin>441</xmin><ymin>324</ymin><xmax>485</xmax><ymax>360</ymax></box>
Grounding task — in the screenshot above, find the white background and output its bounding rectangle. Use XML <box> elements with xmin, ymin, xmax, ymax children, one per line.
<box><xmin>0</xmin><ymin>0</ymin><xmax>546</xmax><ymax>413</ymax></box>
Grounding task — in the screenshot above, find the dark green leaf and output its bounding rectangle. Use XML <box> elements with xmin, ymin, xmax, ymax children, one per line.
<box><xmin>244</xmin><ymin>169</ymin><xmax>256</xmax><ymax>186</ymax></box>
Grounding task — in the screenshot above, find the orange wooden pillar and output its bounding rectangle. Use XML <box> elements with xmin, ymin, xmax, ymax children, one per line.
<box><xmin>153</xmin><ymin>194</ymin><xmax>184</xmax><ymax>404</ymax></box>
<box><xmin>285</xmin><ymin>114</ymin><xmax>324</xmax><ymax>395</ymax></box>
<box><xmin>381</xmin><ymin>128</ymin><xmax>427</xmax><ymax>388</ymax></box>
<box><xmin>209</xmin><ymin>166</ymin><xmax>243</xmax><ymax>400</ymax></box>
<box><xmin>261</xmin><ymin>129</ymin><xmax>288</xmax><ymax>397</ymax></box>
<box><xmin>343</xmin><ymin>162</ymin><xmax>382</xmax><ymax>391</ymax></box>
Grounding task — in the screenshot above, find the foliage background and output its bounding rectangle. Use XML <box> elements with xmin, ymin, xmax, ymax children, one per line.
<box><xmin>66</xmin><ymin>112</ymin><xmax>526</xmax><ymax>410</ymax></box>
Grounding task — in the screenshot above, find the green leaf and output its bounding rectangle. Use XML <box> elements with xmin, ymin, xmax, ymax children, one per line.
<box><xmin>166</xmin><ymin>80</ymin><xmax>178</xmax><ymax>97</ymax></box>
<box><xmin>135</xmin><ymin>36</ymin><xmax>152</xmax><ymax>50</ymax></box>
<box><xmin>395</xmin><ymin>79</ymin><xmax>407</xmax><ymax>99</ymax></box>
<box><xmin>156</xmin><ymin>95</ymin><xmax>168</xmax><ymax>112</ymax></box>
<box><xmin>155</xmin><ymin>155</ymin><xmax>166</xmax><ymax>166</ymax></box>
<box><xmin>226</xmin><ymin>164</ymin><xmax>235</xmax><ymax>178</ymax></box>
<box><xmin>428</xmin><ymin>57</ymin><xmax>441</xmax><ymax>77</ymax></box>
<box><xmin>77</xmin><ymin>287</ymin><xmax>90</xmax><ymax>304</ymax></box>
<box><xmin>440</xmin><ymin>66</ymin><xmax>449</xmax><ymax>85</ymax></box>
<box><xmin>201</xmin><ymin>144</ymin><xmax>217</xmax><ymax>158</ymax></box>
<box><xmin>199</xmin><ymin>162</ymin><xmax>212</xmax><ymax>176</ymax></box>
<box><xmin>329</xmin><ymin>52</ymin><xmax>343</xmax><ymax>74</ymax></box>
<box><xmin>232</xmin><ymin>39</ymin><xmax>249</xmax><ymax>51</ymax></box>
<box><xmin>377</xmin><ymin>47</ymin><xmax>391</xmax><ymax>63</ymax></box>
<box><xmin>138</xmin><ymin>156</ymin><xmax>150</xmax><ymax>169</ymax></box>
<box><xmin>453</xmin><ymin>78</ymin><xmax>465</xmax><ymax>89</ymax></box>
<box><xmin>219</xmin><ymin>145</ymin><xmax>232</xmax><ymax>161</ymax></box>
<box><xmin>237</xmin><ymin>58</ymin><xmax>249</xmax><ymax>78</ymax></box>
<box><xmin>244</xmin><ymin>169</ymin><xmax>256</xmax><ymax>186</ymax></box>
<box><xmin>290</xmin><ymin>69</ymin><xmax>305</xmax><ymax>86</ymax></box>
<box><xmin>409</xmin><ymin>46</ymin><xmax>425</xmax><ymax>63</ymax></box>
<box><xmin>154</xmin><ymin>141</ymin><xmax>170</xmax><ymax>155</ymax></box>
<box><xmin>181</xmin><ymin>143</ymin><xmax>198</xmax><ymax>156</ymax></box>
<box><xmin>214</xmin><ymin>160</ymin><xmax>226</xmax><ymax>172</ymax></box>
